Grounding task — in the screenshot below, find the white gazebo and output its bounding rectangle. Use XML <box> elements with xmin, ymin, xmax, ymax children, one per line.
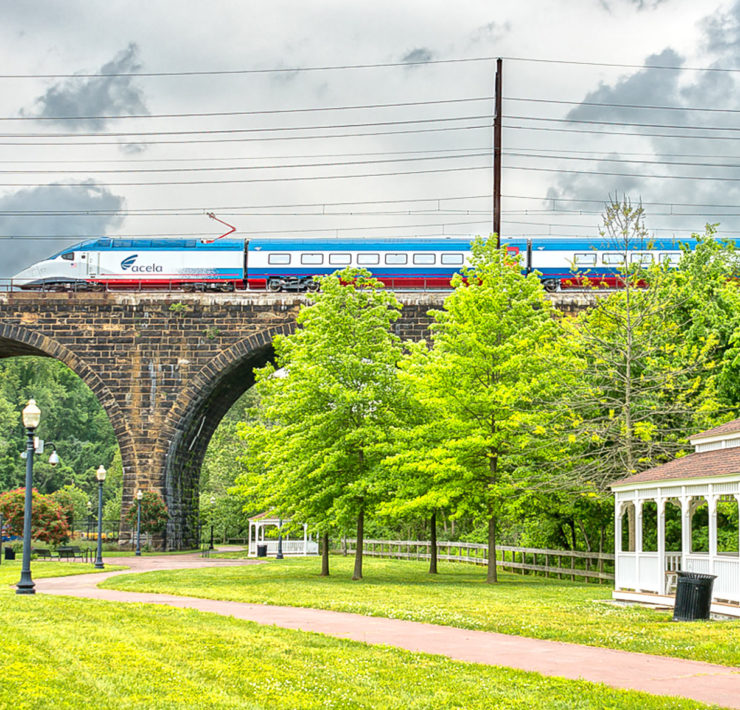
<box><xmin>247</xmin><ymin>511</ymin><xmax>318</xmax><ymax>557</ymax></box>
<box><xmin>612</xmin><ymin>419</ymin><xmax>740</xmax><ymax>617</ymax></box>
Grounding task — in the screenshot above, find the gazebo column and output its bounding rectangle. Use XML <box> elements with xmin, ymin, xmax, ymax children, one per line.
<box><xmin>614</xmin><ymin>500</ymin><xmax>623</xmax><ymax>589</ymax></box>
<box><xmin>657</xmin><ymin>497</ymin><xmax>666</xmax><ymax>594</ymax></box>
<box><xmin>680</xmin><ymin>496</ymin><xmax>692</xmax><ymax>567</ymax></box>
<box><xmin>708</xmin><ymin>494</ymin><xmax>718</xmax><ymax>574</ymax></box>
<box><xmin>635</xmin><ymin>499</ymin><xmax>643</xmax><ymax>590</ymax></box>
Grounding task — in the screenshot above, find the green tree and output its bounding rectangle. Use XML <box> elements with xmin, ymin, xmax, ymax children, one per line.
<box><xmin>402</xmin><ymin>237</ymin><xmax>569</xmax><ymax>583</ymax></box>
<box><xmin>563</xmin><ymin>202</ymin><xmax>729</xmax><ymax>495</ymax></box>
<box><xmin>236</xmin><ymin>268</ymin><xmax>405</xmax><ymax>579</ymax></box>
<box><xmin>50</xmin><ymin>484</ymin><xmax>89</xmax><ymax>531</ymax></box>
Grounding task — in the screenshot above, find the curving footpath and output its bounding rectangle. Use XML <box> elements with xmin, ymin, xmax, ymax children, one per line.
<box><xmin>34</xmin><ymin>552</ymin><xmax>740</xmax><ymax>709</ymax></box>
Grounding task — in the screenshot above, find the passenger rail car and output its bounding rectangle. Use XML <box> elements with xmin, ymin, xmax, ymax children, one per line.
<box><xmin>11</xmin><ymin>236</ymin><xmax>699</xmax><ymax>292</ymax></box>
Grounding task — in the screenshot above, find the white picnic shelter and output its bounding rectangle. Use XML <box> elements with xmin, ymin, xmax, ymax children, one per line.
<box><xmin>612</xmin><ymin>419</ymin><xmax>740</xmax><ymax>617</ymax></box>
<box><xmin>247</xmin><ymin>511</ymin><xmax>318</xmax><ymax>557</ymax></box>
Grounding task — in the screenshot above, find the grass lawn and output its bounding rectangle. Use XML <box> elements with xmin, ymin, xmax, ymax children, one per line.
<box><xmin>103</xmin><ymin>556</ymin><xmax>740</xmax><ymax>667</ymax></box>
<box><xmin>0</xmin><ymin>560</ymin><xmax>128</xmax><ymax>586</ymax></box>
<box><xmin>0</xmin><ymin>589</ymin><xmax>718</xmax><ymax>709</ymax></box>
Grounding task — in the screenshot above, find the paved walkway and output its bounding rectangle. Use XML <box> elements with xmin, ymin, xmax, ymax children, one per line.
<box><xmin>34</xmin><ymin>552</ymin><xmax>740</xmax><ymax>709</ymax></box>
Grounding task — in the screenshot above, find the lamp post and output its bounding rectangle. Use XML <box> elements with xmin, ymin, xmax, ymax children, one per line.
<box><xmin>135</xmin><ymin>489</ymin><xmax>143</xmax><ymax>556</ymax></box>
<box><xmin>276</xmin><ymin>518</ymin><xmax>284</xmax><ymax>560</ymax></box>
<box><xmin>17</xmin><ymin>399</ymin><xmax>41</xmax><ymax>595</ymax></box>
<box><xmin>209</xmin><ymin>496</ymin><xmax>215</xmax><ymax>550</ymax></box>
<box><xmin>94</xmin><ymin>465</ymin><xmax>106</xmax><ymax>569</ymax></box>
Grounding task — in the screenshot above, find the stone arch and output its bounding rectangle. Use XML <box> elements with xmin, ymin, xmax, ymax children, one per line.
<box><xmin>0</xmin><ymin>322</ymin><xmax>136</xmax><ymax>477</ymax></box>
<box><xmin>154</xmin><ymin>323</ymin><xmax>295</xmax><ymax>549</ymax></box>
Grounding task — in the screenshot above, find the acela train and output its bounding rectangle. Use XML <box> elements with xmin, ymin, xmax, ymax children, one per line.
<box><xmin>11</xmin><ymin>236</ymin><xmax>696</xmax><ymax>292</ymax></box>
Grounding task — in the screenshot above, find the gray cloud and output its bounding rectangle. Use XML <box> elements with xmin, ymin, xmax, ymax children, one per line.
<box><xmin>0</xmin><ymin>183</ymin><xmax>124</xmax><ymax>278</ymax></box>
<box><xmin>401</xmin><ymin>48</ymin><xmax>434</xmax><ymax>65</ymax></box>
<box><xmin>468</xmin><ymin>20</ymin><xmax>510</xmax><ymax>46</ymax></box>
<box><xmin>23</xmin><ymin>43</ymin><xmax>149</xmax><ymax>131</ymax></box>
<box><xmin>544</xmin><ymin>29</ymin><xmax>740</xmax><ymax>235</ymax></box>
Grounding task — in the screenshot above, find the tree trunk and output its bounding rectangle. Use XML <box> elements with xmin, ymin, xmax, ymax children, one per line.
<box><xmin>352</xmin><ymin>508</ymin><xmax>364</xmax><ymax>580</ymax></box>
<box><xmin>569</xmin><ymin>519</ymin><xmax>578</xmax><ymax>551</ymax></box>
<box><xmin>429</xmin><ymin>511</ymin><xmax>438</xmax><ymax>574</ymax></box>
<box><xmin>577</xmin><ymin>519</ymin><xmax>592</xmax><ymax>552</ymax></box>
<box><xmin>320</xmin><ymin>532</ymin><xmax>330</xmax><ymax>576</ymax></box>
<box><xmin>486</xmin><ymin>514</ymin><xmax>498</xmax><ymax>583</ymax></box>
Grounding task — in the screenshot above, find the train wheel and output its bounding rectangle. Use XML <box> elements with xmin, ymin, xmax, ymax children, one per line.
<box><xmin>305</xmin><ymin>280</ymin><xmax>319</xmax><ymax>292</ymax></box>
<box><xmin>267</xmin><ymin>278</ymin><xmax>282</xmax><ymax>292</ymax></box>
<box><xmin>543</xmin><ymin>279</ymin><xmax>559</xmax><ymax>293</ymax></box>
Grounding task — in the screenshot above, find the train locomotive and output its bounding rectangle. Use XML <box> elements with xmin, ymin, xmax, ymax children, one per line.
<box><xmin>11</xmin><ymin>235</ymin><xmax>695</xmax><ymax>292</ymax></box>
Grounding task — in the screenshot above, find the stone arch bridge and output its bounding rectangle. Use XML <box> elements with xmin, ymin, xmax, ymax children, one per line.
<box><xmin>0</xmin><ymin>290</ymin><xmax>593</xmax><ymax>548</ymax></box>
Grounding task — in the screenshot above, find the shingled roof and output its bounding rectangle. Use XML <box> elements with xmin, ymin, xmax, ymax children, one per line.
<box><xmin>612</xmin><ymin>446</ymin><xmax>740</xmax><ymax>487</ymax></box>
<box><xmin>690</xmin><ymin>418</ymin><xmax>740</xmax><ymax>441</ymax></box>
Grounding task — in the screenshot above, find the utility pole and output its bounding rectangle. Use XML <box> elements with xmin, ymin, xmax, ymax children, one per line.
<box><xmin>493</xmin><ymin>57</ymin><xmax>502</xmax><ymax>248</ymax></box>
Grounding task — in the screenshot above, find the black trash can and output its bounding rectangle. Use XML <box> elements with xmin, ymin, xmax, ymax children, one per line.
<box><xmin>4</xmin><ymin>547</ymin><xmax>15</xmax><ymax>560</ymax></box>
<box><xmin>257</xmin><ymin>544</ymin><xmax>267</xmax><ymax>558</ymax></box>
<box><xmin>673</xmin><ymin>571</ymin><xmax>716</xmax><ymax>621</ymax></box>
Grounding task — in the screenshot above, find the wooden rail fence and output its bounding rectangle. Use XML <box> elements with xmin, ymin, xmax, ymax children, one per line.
<box><xmin>341</xmin><ymin>538</ymin><xmax>615</xmax><ymax>583</ymax></box>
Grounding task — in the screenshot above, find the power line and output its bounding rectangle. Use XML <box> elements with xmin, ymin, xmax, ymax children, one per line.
<box><xmin>4</xmin><ymin>54</ymin><xmax>740</xmax><ymax>81</ymax></box>
<box><xmin>0</xmin><ymin>219</ymin><xmax>490</xmax><ymax>239</ymax></box>
<box><xmin>504</xmin><ymin>122</ymin><xmax>740</xmax><ymax>141</ymax></box>
<box><xmin>505</xmin><ymin>164</ymin><xmax>740</xmax><ymax>182</ymax></box>
<box><xmin>0</xmin><ymin>151</ymin><xmax>491</xmax><ymax>175</ymax></box>
<box><xmin>0</xmin><ymin>163</ymin><xmax>493</xmax><ymax>188</ymax></box>
<box><xmin>0</xmin><ymin>122</ymin><xmax>494</xmax><ymax>147</ymax></box>
<box><xmin>0</xmin><ymin>113</ymin><xmax>494</xmax><ymax>139</ymax></box>
<box><xmin>505</xmin><ymin>96</ymin><xmax>740</xmax><ymax>115</ymax></box>
<box><xmin>503</xmin><ymin>194</ymin><xmax>740</xmax><ymax>210</ymax></box>
<box><xmin>0</xmin><ymin>147</ymin><xmax>492</xmax><ymax>165</ymax></box>
<box><xmin>0</xmin><ymin>56</ymin><xmax>498</xmax><ymax>80</ymax></box>
<box><xmin>505</xmin><ymin>114</ymin><xmax>740</xmax><ymax>133</ymax></box>
<box><xmin>0</xmin><ymin>96</ymin><xmax>494</xmax><ymax>122</ymax></box>
<box><xmin>503</xmin><ymin>56</ymin><xmax>740</xmax><ymax>74</ymax></box>
<box><xmin>0</xmin><ymin>194</ymin><xmax>492</xmax><ymax>216</ymax></box>
<box><xmin>505</xmin><ymin>151</ymin><xmax>740</xmax><ymax>170</ymax></box>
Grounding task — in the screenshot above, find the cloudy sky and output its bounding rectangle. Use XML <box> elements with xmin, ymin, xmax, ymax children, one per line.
<box><xmin>1</xmin><ymin>0</ymin><xmax>738</xmax><ymax>277</ymax></box>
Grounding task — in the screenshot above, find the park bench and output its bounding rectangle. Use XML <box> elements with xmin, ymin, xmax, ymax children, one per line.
<box><xmin>32</xmin><ymin>548</ymin><xmax>54</xmax><ymax>560</ymax></box>
<box><xmin>56</xmin><ymin>545</ymin><xmax>84</xmax><ymax>561</ymax></box>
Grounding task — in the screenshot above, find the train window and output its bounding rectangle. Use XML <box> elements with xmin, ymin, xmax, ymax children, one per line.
<box><xmin>573</xmin><ymin>253</ymin><xmax>596</xmax><ymax>267</ymax></box>
<box><xmin>117</xmin><ymin>240</ymin><xmax>135</xmax><ymax>248</ymax></box>
<box><xmin>357</xmin><ymin>253</ymin><xmax>379</xmax><ymax>265</ymax></box>
<box><xmin>660</xmin><ymin>253</ymin><xmax>682</xmax><ymax>266</ymax></box>
<box><xmin>268</xmin><ymin>253</ymin><xmax>291</xmax><ymax>265</ymax></box>
<box><xmin>630</xmin><ymin>252</ymin><xmax>654</xmax><ymax>264</ymax></box>
<box><xmin>329</xmin><ymin>253</ymin><xmax>351</xmax><ymax>265</ymax></box>
<box><xmin>441</xmin><ymin>253</ymin><xmax>464</xmax><ymax>265</ymax></box>
<box><xmin>602</xmin><ymin>253</ymin><xmax>626</xmax><ymax>265</ymax></box>
<box><xmin>301</xmin><ymin>253</ymin><xmax>324</xmax><ymax>265</ymax></box>
<box><xmin>413</xmin><ymin>253</ymin><xmax>436</xmax><ymax>265</ymax></box>
<box><xmin>61</xmin><ymin>252</ymin><xmax>75</xmax><ymax>261</ymax></box>
<box><xmin>385</xmin><ymin>253</ymin><xmax>408</xmax><ymax>265</ymax></box>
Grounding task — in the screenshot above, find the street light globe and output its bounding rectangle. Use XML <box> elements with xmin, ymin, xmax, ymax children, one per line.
<box><xmin>96</xmin><ymin>465</ymin><xmax>107</xmax><ymax>482</ymax></box>
<box><xmin>48</xmin><ymin>450</ymin><xmax>59</xmax><ymax>467</ymax></box>
<box><xmin>22</xmin><ymin>399</ymin><xmax>41</xmax><ymax>430</ymax></box>
<box><xmin>136</xmin><ymin>489</ymin><xmax>143</xmax><ymax>501</ymax></box>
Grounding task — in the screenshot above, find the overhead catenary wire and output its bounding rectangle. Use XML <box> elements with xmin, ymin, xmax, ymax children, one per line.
<box><xmin>0</xmin><ymin>122</ymin><xmax>494</xmax><ymax>146</ymax></box>
<box><xmin>0</xmin><ymin>96</ymin><xmax>495</xmax><ymax>121</ymax></box>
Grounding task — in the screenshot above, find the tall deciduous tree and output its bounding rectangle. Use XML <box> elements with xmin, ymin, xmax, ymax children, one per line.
<box><xmin>403</xmin><ymin>237</ymin><xmax>568</xmax><ymax>583</ymax></box>
<box><xmin>563</xmin><ymin>200</ymin><xmax>728</xmax><ymax>496</ymax></box>
<box><xmin>236</xmin><ymin>269</ymin><xmax>405</xmax><ymax>580</ymax></box>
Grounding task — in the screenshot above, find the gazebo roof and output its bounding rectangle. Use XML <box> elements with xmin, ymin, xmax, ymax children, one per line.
<box><xmin>612</xmin><ymin>447</ymin><xmax>740</xmax><ymax>487</ymax></box>
<box><xmin>690</xmin><ymin>417</ymin><xmax>740</xmax><ymax>442</ymax></box>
